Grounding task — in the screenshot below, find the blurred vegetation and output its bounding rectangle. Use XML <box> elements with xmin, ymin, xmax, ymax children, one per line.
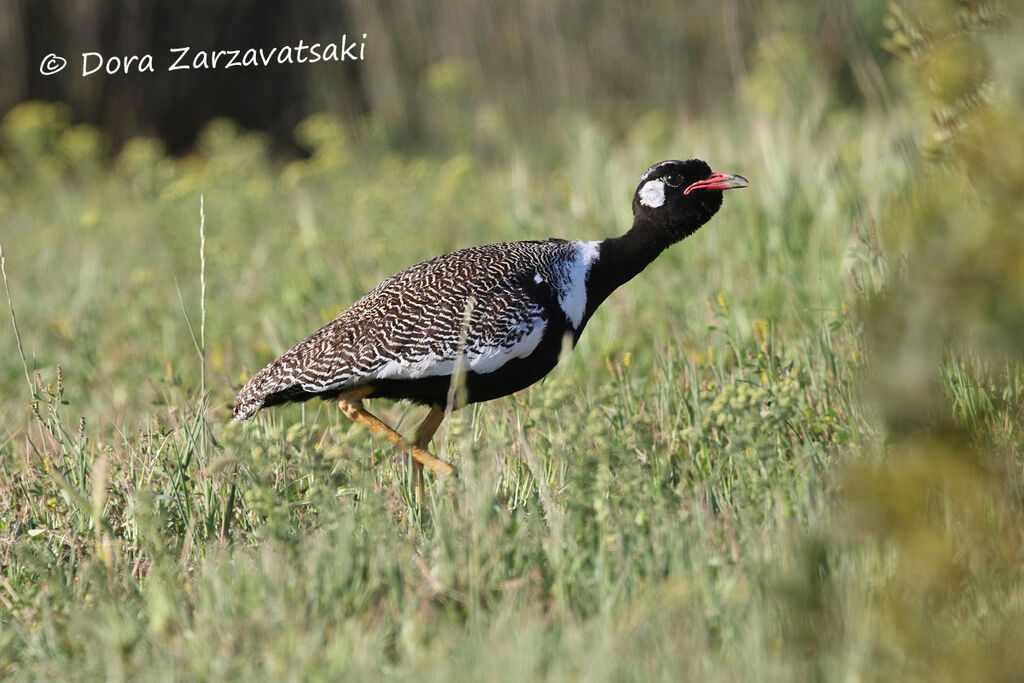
<box><xmin>831</xmin><ymin>2</ymin><xmax>1024</xmax><ymax>679</ymax></box>
<box><xmin>1</xmin><ymin>0</ymin><xmax>1023</xmax><ymax>679</ymax></box>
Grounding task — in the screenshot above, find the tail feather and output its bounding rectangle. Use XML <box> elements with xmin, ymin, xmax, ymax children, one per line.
<box><xmin>232</xmin><ymin>361</ymin><xmax>287</xmax><ymax>421</ymax></box>
<box><xmin>233</xmin><ymin>318</ymin><xmax>359</xmax><ymax>421</ymax></box>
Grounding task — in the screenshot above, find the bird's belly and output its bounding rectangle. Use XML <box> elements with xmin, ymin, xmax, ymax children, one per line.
<box><xmin>367</xmin><ymin>327</ymin><xmax>572</xmax><ymax>407</ymax></box>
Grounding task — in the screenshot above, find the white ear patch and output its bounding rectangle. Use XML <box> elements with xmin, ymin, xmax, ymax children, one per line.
<box><xmin>638</xmin><ymin>179</ymin><xmax>666</xmax><ymax>208</ymax></box>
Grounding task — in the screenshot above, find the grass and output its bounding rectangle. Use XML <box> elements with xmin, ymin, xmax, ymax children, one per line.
<box><xmin>2</xmin><ymin>4</ymin><xmax>1024</xmax><ymax>675</ymax></box>
<box><xmin>0</xmin><ymin>100</ymin><xmax>872</xmax><ymax>679</ymax></box>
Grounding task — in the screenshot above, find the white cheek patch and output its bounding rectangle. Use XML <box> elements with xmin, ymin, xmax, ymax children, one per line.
<box><xmin>638</xmin><ymin>179</ymin><xmax>666</xmax><ymax>208</ymax></box>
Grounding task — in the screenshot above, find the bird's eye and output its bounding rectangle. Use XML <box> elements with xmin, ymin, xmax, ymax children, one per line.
<box><xmin>664</xmin><ymin>175</ymin><xmax>683</xmax><ymax>187</ymax></box>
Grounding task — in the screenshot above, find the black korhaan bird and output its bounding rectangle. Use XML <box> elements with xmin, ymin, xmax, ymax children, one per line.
<box><xmin>233</xmin><ymin>159</ymin><xmax>747</xmax><ymax>491</ymax></box>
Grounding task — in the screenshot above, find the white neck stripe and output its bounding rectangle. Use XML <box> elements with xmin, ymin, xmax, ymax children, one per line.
<box><xmin>559</xmin><ymin>240</ymin><xmax>601</xmax><ymax>328</ymax></box>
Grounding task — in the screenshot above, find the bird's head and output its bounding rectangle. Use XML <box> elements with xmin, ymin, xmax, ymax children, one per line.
<box><xmin>632</xmin><ymin>159</ymin><xmax>748</xmax><ymax>237</ymax></box>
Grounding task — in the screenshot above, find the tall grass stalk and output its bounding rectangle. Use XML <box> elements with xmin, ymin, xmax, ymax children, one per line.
<box><xmin>0</xmin><ymin>244</ymin><xmax>34</xmax><ymax>396</ymax></box>
<box><xmin>199</xmin><ymin>193</ymin><xmax>208</xmax><ymax>462</ymax></box>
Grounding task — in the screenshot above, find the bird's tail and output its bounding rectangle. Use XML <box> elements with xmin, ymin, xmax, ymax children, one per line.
<box><xmin>231</xmin><ymin>398</ymin><xmax>261</xmax><ymax>422</ymax></box>
<box><xmin>231</xmin><ymin>363</ymin><xmax>281</xmax><ymax>421</ymax></box>
<box><xmin>231</xmin><ymin>390</ymin><xmax>263</xmax><ymax>421</ymax></box>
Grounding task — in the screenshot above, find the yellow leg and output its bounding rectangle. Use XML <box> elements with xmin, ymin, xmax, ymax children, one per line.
<box><xmin>412</xmin><ymin>407</ymin><xmax>446</xmax><ymax>501</ymax></box>
<box><xmin>337</xmin><ymin>394</ymin><xmax>453</xmax><ymax>476</ymax></box>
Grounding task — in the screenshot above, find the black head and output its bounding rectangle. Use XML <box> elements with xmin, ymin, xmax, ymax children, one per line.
<box><xmin>632</xmin><ymin>159</ymin><xmax>748</xmax><ymax>237</ymax></box>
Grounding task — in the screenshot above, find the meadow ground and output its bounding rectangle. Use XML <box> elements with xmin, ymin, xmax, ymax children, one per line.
<box><xmin>2</xmin><ymin>4</ymin><xmax>1024</xmax><ymax>679</ymax></box>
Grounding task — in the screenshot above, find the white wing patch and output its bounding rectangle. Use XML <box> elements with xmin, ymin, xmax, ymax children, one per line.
<box><xmin>558</xmin><ymin>240</ymin><xmax>600</xmax><ymax>329</ymax></box>
<box><xmin>638</xmin><ymin>179</ymin><xmax>666</xmax><ymax>208</ymax></box>
<box><xmin>366</xmin><ymin>318</ymin><xmax>548</xmax><ymax>380</ymax></box>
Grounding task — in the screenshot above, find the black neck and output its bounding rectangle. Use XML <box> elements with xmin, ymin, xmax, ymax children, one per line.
<box><xmin>581</xmin><ymin>217</ymin><xmax>685</xmax><ymax>327</ymax></box>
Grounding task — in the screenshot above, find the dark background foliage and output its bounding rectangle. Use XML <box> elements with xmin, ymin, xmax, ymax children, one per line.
<box><xmin>0</xmin><ymin>0</ymin><xmax>890</xmax><ymax>153</ymax></box>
